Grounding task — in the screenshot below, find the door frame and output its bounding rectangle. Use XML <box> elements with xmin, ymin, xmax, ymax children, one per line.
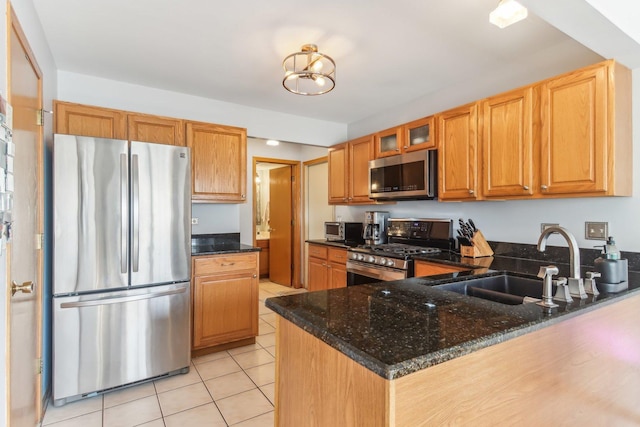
<box><xmin>7</xmin><ymin>3</ymin><xmax>45</xmax><ymax>423</ymax></box>
<box><xmin>252</xmin><ymin>157</ymin><xmax>301</xmax><ymax>288</ymax></box>
<box><xmin>302</xmin><ymin>156</ymin><xmax>329</xmax><ymax>288</ymax></box>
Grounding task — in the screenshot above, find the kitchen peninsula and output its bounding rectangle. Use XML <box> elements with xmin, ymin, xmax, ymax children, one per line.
<box><xmin>266</xmin><ymin>252</ymin><xmax>640</xmax><ymax>426</ymax></box>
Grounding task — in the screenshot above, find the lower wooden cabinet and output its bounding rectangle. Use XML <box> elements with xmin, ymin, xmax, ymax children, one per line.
<box><xmin>192</xmin><ymin>252</ymin><xmax>259</xmax><ymax>354</ymax></box>
<box><xmin>414</xmin><ymin>260</ymin><xmax>470</xmax><ymax>277</ymax></box>
<box><xmin>308</xmin><ymin>244</ymin><xmax>347</xmax><ymax>291</ymax></box>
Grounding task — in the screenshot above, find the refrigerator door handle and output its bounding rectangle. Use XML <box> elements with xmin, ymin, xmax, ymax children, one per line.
<box><xmin>120</xmin><ymin>153</ymin><xmax>128</xmax><ymax>274</ymax></box>
<box><xmin>132</xmin><ymin>154</ymin><xmax>140</xmax><ymax>272</ymax></box>
<box><xmin>59</xmin><ymin>286</ymin><xmax>187</xmax><ymax>309</ymax></box>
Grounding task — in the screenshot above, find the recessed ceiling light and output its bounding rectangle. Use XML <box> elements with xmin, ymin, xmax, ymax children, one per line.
<box><xmin>489</xmin><ymin>0</ymin><xmax>528</xmax><ymax>29</ymax></box>
<box><xmin>266</xmin><ymin>139</ymin><xmax>280</xmax><ymax>146</ymax></box>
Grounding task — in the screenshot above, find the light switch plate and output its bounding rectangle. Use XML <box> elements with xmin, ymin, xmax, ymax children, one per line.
<box><xmin>540</xmin><ymin>223</ymin><xmax>559</xmax><ymax>233</ymax></box>
<box><xmin>191</xmin><ymin>218</ymin><xmax>199</xmax><ymax>225</ymax></box>
<box><xmin>585</xmin><ymin>221</ymin><xmax>608</xmax><ymax>240</ymax></box>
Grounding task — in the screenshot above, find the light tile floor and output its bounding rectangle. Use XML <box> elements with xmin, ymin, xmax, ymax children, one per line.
<box><xmin>42</xmin><ymin>280</ymin><xmax>306</xmax><ymax>427</ymax></box>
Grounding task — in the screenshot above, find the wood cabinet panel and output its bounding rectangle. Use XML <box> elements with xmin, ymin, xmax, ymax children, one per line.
<box><xmin>414</xmin><ymin>261</ymin><xmax>470</xmax><ymax>277</ymax></box>
<box><xmin>257</xmin><ymin>239</ymin><xmax>270</xmax><ymax>278</ymax></box>
<box><xmin>437</xmin><ymin>103</ymin><xmax>478</xmax><ymax>201</ymax></box>
<box><xmin>328</xmin><ymin>143</ymin><xmax>348</xmax><ymax>203</ymax></box>
<box><xmin>192</xmin><ymin>252</ymin><xmax>259</xmax><ymax>352</ymax></box>
<box><xmin>348</xmin><ymin>136</ymin><xmax>374</xmax><ymax>202</ymax></box>
<box><xmin>193</xmin><ymin>271</ymin><xmax>258</xmax><ymax>349</ymax></box>
<box><xmin>127</xmin><ymin>113</ymin><xmax>184</xmax><ymax>146</ymax></box>
<box><xmin>328</xmin><ymin>136</ymin><xmax>374</xmax><ymax>204</ymax></box>
<box><xmin>54</xmin><ymin>100</ymin><xmax>127</xmax><ymax>139</ymax></box>
<box><xmin>540</xmin><ymin>63</ymin><xmax>607</xmax><ymax>195</ymax></box>
<box><xmin>186</xmin><ymin>121</ymin><xmax>247</xmax><ymax>202</ymax></box>
<box><xmin>481</xmin><ymin>87</ymin><xmax>534</xmax><ymax>198</ymax></box>
<box><xmin>374</xmin><ymin>126</ymin><xmax>403</xmax><ymax>158</ymax></box>
<box><xmin>308</xmin><ymin>244</ymin><xmax>347</xmax><ymax>290</ymax></box>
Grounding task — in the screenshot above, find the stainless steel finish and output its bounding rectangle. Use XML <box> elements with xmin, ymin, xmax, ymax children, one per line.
<box><xmin>130</xmin><ymin>141</ymin><xmax>191</xmax><ymax>287</ymax></box>
<box><xmin>368</xmin><ymin>150</ymin><xmax>436</xmax><ymax>200</ymax></box>
<box><xmin>53</xmin><ymin>135</ymin><xmax>191</xmax><ymax>406</ymax></box>
<box><xmin>584</xmin><ymin>271</ymin><xmax>601</xmax><ymax>295</ymax></box>
<box><xmin>60</xmin><ymin>286</ymin><xmax>187</xmax><ymax>308</ymax></box>
<box><xmin>536</xmin><ymin>265</ymin><xmax>560</xmax><ymax>308</ymax></box>
<box><xmin>348</xmin><ymin>251</ymin><xmax>410</xmax><ymax>270</ymax></box>
<box><xmin>132</xmin><ymin>154</ymin><xmax>140</xmax><ymax>273</ymax></box>
<box><xmin>52</xmin><ymin>282</ymin><xmax>190</xmax><ymax>406</ymax></box>
<box><xmin>537</xmin><ymin>226</ymin><xmax>586</xmax><ymax>299</ymax></box>
<box><xmin>552</xmin><ymin>277</ymin><xmax>572</xmax><ymax>302</ymax></box>
<box><xmin>11</xmin><ymin>280</ymin><xmax>34</xmax><ymax>296</ymax></box>
<box><xmin>363</xmin><ymin>211</ymin><xmax>390</xmax><ymax>245</ymax></box>
<box><xmin>346</xmin><ymin>260</ymin><xmax>407</xmax><ymax>282</ymax></box>
<box><xmin>54</xmin><ymin>135</ymin><xmax>129</xmax><ymax>294</ymax></box>
<box><xmin>120</xmin><ymin>154</ymin><xmax>128</xmax><ymax>274</ymax></box>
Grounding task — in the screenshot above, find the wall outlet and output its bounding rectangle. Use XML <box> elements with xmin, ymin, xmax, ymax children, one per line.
<box><xmin>585</xmin><ymin>221</ymin><xmax>608</xmax><ymax>240</ymax></box>
<box><xmin>540</xmin><ymin>223</ymin><xmax>559</xmax><ymax>233</ymax></box>
<box><xmin>191</xmin><ymin>218</ymin><xmax>199</xmax><ymax>225</ymax></box>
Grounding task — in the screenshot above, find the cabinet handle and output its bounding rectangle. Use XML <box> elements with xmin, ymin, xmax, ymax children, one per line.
<box><xmin>241</xmin><ymin>194</ymin><xmax>246</xmax><ymax>199</ymax></box>
<box><xmin>403</xmin><ymin>146</ymin><xmax>408</xmax><ymax>149</ymax></box>
<box><xmin>523</xmin><ymin>185</ymin><xmax>529</xmax><ymax>190</ymax></box>
<box><xmin>468</xmin><ymin>189</ymin><xmax>475</xmax><ymax>195</ymax></box>
<box><xmin>395</xmin><ymin>148</ymin><xmax>400</xmax><ymax>151</ymax></box>
<box><xmin>541</xmin><ymin>185</ymin><xmax>548</xmax><ymax>190</ymax></box>
<box><xmin>221</xmin><ymin>262</ymin><xmax>236</xmax><ymax>266</ymax></box>
<box><xmin>253</xmin><ymin>274</ymin><xmax>257</xmax><ymax>278</ymax></box>
<box><xmin>327</xmin><ymin>265</ymin><xmax>332</xmax><ymax>269</ymax></box>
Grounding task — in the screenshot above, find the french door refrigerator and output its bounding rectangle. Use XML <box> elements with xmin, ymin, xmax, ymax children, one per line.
<box><xmin>52</xmin><ymin>135</ymin><xmax>191</xmax><ymax>406</ymax></box>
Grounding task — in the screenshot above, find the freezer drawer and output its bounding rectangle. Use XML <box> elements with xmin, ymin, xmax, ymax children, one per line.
<box><xmin>52</xmin><ymin>282</ymin><xmax>190</xmax><ymax>406</ymax></box>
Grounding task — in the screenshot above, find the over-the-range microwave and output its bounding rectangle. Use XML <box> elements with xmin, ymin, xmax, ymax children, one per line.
<box><xmin>369</xmin><ymin>150</ymin><xmax>437</xmax><ymax>200</ymax></box>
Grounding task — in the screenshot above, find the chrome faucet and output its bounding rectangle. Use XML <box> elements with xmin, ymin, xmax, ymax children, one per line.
<box><xmin>537</xmin><ymin>226</ymin><xmax>587</xmax><ymax>299</ymax></box>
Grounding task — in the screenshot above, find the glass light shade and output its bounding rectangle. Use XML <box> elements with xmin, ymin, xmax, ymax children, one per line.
<box><xmin>282</xmin><ymin>44</ymin><xmax>335</xmax><ymax>95</ymax></box>
<box><xmin>489</xmin><ymin>0</ymin><xmax>528</xmax><ymax>28</ymax></box>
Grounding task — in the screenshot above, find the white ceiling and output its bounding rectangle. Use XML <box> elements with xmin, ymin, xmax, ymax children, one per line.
<box><xmin>33</xmin><ymin>0</ymin><xmax>605</xmax><ymax>125</ymax></box>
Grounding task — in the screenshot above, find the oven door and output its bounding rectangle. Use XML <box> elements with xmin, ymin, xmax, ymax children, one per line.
<box><xmin>346</xmin><ymin>259</ymin><xmax>407</xmax><ymax>286</ymax></box>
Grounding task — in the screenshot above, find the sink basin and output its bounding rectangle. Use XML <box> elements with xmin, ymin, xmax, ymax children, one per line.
<box><xmin>434</xmin><ymin>274</ymin><xmax>545</xmax><ymax>305</ymax></box>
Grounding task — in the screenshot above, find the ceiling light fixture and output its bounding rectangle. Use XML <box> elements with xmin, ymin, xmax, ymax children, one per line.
<box><xmin>282</xmin><ymin>44</ymin><xmax>336</xmax><ymax>96</ymax></box>
<box><xmin>489</xmin><ymin>0</ymin><xmax>528</xmax><ymax>28</ymax></box>
<box><xmin>266</xmin><ymin>139</ymin><xmax>280</xmax><ymax>146</ymax></box>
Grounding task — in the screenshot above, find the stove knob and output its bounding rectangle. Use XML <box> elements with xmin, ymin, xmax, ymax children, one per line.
<box><xmin>387</xmin><ymin>259</ymin><xmax>396</xmax><ymax>267</ymax></box>
<box><xmin>350</xmin><ymin>253</ymin><xmax>357</xmax><ymax>260</ymax></box>
<box><xmin>357</xmin><ymin>254</ymin><xmax>364</xmax><ymax>261</ymax></box>
<box><xmin>367</xmin><ymin>256</ymin><xmax>376</xmax><ymax>263</ymax></box>
<box><xmin>379</xmin><ymin>257</ymin><xmax>386</xmax><ymax>265</ymax></box>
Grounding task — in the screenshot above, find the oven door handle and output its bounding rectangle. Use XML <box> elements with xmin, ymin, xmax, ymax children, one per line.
<box><xmin>347</xmin><ymin>260</ymin><xmax>406</xmax><ymax>282</ymax></box>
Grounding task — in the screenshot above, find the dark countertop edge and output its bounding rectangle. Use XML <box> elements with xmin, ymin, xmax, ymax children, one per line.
<box><xmin>266</xmin><ymin>278</ymin><xmax>640</xmax><ymax>380</ymax></box>
<box><xmin>306</xmin><ymin>239</ymin><xmax>361</xmax><ymax>249</ymax></box>
<box><xmin>191</xmin><ymin>244</ymin><xmax>260</xmax><ymax>256</ymax></box>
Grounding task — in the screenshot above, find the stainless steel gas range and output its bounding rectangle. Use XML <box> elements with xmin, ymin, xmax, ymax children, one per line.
<box><xmin>346</xmin><ymin>218</ymin><xmax>454</xmax><ymax>286</ymax></box>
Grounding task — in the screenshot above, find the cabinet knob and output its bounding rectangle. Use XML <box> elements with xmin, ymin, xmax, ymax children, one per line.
<box><xmin>403</xmin><ymin>146</ymin><xmax>408</xmax><ymax>149</ymax></box>
<box><xmin>523</xmin><ymin>185</ymin><xmax>529</xmax><ymax>190</ymax></box>
<box><xmin>253</xmin><ymin>274</ymin><xmax>257</xmax><ymax>278</ymax></box>
<box><xmin>241</xmin><ymin>194</ymin><xmax>246</xmax><ymax>199</ymax></box>
<box><xmin>395</xmin><ymin>148</ymin><xmax>400</xmax><ymax>151</ymax></box>
<box><xmin>541</xmin><ymin>185</ymin><xmax>548</xmax><ymax>190</ymax></box>
<box><xmin>468</xmin><ymin>189</ymin><xmax>475</xmax><ymax>195</ymax></box>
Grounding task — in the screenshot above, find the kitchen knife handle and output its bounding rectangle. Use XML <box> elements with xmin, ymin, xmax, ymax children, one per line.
<box><xmin>132</xmin><ymin>154</ymin><xmax>140</xmax><ymax>273</ymax></box>
<box><xmin>120</xmin><ymin>154</ymin><xmax>128</xmax><ymax>274</ymax></box>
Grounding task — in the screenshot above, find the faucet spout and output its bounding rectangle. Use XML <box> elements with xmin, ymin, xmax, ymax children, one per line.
<box><xmin>537</xmin><ymin>226</ymin><xmax>581</xmax><ymax>279</ymax></box>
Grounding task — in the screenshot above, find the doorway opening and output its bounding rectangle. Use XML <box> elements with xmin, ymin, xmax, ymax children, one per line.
<box><xmin>252</xmin><ymin>157</ymin><xmax>301</xmax><ymax>288</ymax></box>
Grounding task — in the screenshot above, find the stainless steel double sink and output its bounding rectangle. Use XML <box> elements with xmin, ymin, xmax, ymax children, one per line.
<box><xmin>434</xmin><ymin>273</ymin><xmax>547</xmax><ymax>305</ymax></box>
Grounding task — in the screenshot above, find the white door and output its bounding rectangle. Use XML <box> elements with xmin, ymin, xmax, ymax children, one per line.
<box><xmin>7</xmin><ymin>7</ymin><xmax>44</xmax><ymax>426</ymax></box>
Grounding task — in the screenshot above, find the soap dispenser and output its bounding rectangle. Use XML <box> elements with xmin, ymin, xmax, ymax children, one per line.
<box><xmin>594</xmin><ymin>236</ymin><xmax>628</xmax><ymax>292</ymax></box>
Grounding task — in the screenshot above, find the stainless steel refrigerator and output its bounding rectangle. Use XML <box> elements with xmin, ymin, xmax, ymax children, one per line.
<box><xmin>52</xmin><ymin>135</ymin><xmax>191</xmax><ymax>406</ymax></box>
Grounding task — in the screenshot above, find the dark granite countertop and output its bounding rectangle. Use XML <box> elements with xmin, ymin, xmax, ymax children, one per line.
<box><xmin>306</xmin><ymin>239</ymin><xmax>361</xmax><ymax>249</ymax></box>
<box><xmin>266</xmin><ymin>251</ymin><xmax>640</xmax><ymax>380</ymax></box>
<box><xmin>191</xmin><ymin>233</ymin><xmax>260</xmax><ymax>256</ymax></box>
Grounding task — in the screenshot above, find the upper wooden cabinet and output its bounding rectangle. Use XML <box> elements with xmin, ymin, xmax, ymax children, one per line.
<box><xmin>55</xmin><ymin>102</ymin><xmax>185</xmax><ymax>146</ymax></box>
<box><xmin>438</xmin><ymin>59</ymin><xmax>631</xmax><ymax>202</ymax></box>
<box><xmin>127</xmin><ymin>113</ymin><xmax>184</xmax><ymax>146</ymax></box>
<box><xmin>374</xmin><ymin>116</ymin><xmax>435</xmax><ymax>158</ymax></box>
<box><xmin>54</xmin><ymin>101</ymin><xmax>127</xmax><ymax>139</ymax></box>
<box><xmin>186</xmin><ymin>121</ymin><xmax>247</xmax><ymax>203</ymax></box>
<box><xmin>539</xmin><ymin>60</ymin><xmax>631</xmax><ymax>197</ymax></box>
<box><xmin>481</xmin><ymin>87</ymin><xmax>534</xmax><ymax>198</ymax></box>
<box><xmin>328</xmin><ymin>135</ymin><xmax>374</xmax><ymax>204</ymax></box>
<box><xmin>437</xmin><ymin>103</ymin><xmax>479</xmax><ymax>201</ymax></box>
